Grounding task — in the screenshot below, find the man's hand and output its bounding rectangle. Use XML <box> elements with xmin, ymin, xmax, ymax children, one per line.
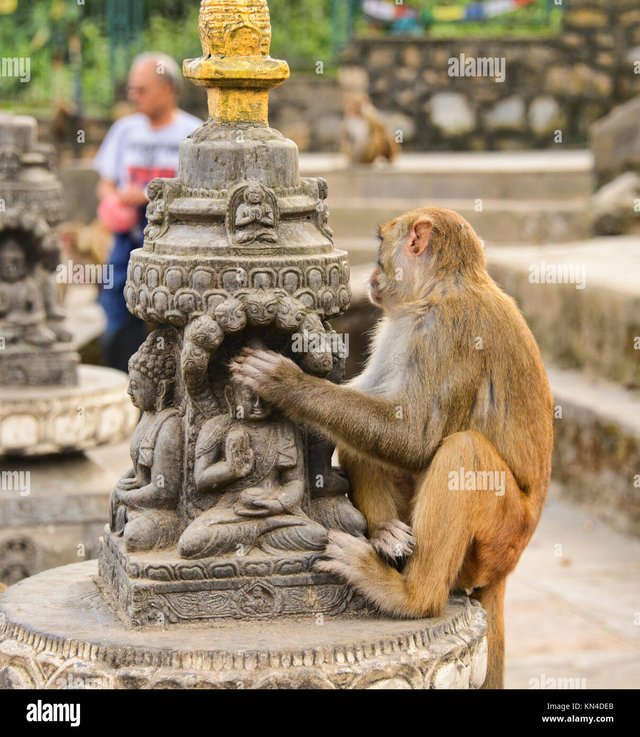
<box><xmin>119</xmin><ymin>185</ymin><xmax>149</xmax><ymax>207</ymax></box>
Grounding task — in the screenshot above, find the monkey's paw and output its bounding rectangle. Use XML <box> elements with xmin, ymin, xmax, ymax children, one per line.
<box><xmin>371</xmin><ymin>520</ymin><xmax>415</xmax><ymax>564</ymax></box>
<box><xmin>314</xmin><ymin>530</ymin><xmax>374</xmax><ymax>585</ymax></box>
<box><xmin>229</xmin><ymin>349</ymin><xmax>303</xmax><ymax>400</ymax></box>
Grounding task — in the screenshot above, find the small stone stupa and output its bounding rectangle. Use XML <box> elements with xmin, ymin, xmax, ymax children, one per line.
<box><xmin>0</xmin><ymin>1</ymin><xmax>487</xmax><ymax>689</ymax></box>
<box><xmin>0</xmin><ymin>114</ymin><xmax>136</xmax><ymax>457</ymax></box>
<box><xmin>0</xmin><ymin>114</ymin><xmax>137</xmax><ymax>586</ymax></box>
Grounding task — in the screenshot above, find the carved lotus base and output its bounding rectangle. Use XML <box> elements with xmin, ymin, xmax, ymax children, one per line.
<box><xmin>0</xmin><ymin>365</ymin><xmax>138</xmax><ymax>457</ymax></box>
<box><xmin>0</xmin><ymin>561</ymin><xmax>488</xmax><ymax>689</ymax></box>
<box><xmin>99</xmin><ymin>527</ymin><xmax>370</xmax><ymax>626</ymax></box>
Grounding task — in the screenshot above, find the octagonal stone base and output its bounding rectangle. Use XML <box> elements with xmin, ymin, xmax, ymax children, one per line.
<box><xmin>0</xmin><ymin>562</ymin><xmax>488</xmax><ymax>689</ymax></box>
<box><xmin>0</xmin><ymin>365</ymin><xmax>138</xmax><ymax>457</ymax></box>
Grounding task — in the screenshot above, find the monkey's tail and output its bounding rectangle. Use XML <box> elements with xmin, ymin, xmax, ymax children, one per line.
<box><xmin>474</xmin><ymin>578</ymin><xmax>506</xmax><ymax>690</ymax></box>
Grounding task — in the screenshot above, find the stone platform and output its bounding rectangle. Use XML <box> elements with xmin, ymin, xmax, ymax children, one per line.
<box><xmin>0</xmin><ymin>364</ymin><xmax>138</xmax><ymax>456</ymax></box>
<box><xmin>0</xmin><ymin>561</ymin><xmax>487</xmax><ymax>689</ymax></box>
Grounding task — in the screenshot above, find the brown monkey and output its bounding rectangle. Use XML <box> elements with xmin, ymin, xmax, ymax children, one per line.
<box><xmin>231</xmin><ymin>207</ymin><xmax>554</xmax><ymax>689</ymax></box>
<box><xmin>341</xmin><ymin>93</ymin><xmax>399</xmax><ymax>166</ymax></box>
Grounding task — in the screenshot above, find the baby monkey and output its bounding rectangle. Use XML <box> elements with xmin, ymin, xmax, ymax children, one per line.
<box><xmin>231</xmin><ymin>207</ymin><xmax>553</xmax><ymax>689</ymax></box>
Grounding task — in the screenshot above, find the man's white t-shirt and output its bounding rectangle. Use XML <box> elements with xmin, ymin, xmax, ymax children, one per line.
<box><xmin>94</xmin><ymin>110</ymin><xmax>202</xmax><ymax>190</ymax></box>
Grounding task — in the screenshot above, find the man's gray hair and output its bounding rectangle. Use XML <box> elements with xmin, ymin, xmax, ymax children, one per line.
<box><xmin>132</xmin><ymin>52</ymin><xmax>182</xmax><ymax>90</ymax></box>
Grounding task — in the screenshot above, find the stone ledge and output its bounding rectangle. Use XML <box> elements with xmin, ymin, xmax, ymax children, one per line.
<box><xmin>0</xmin><ymin>561</ymin><xmax>487</xmax><ymax>689</ymax></box>
<box><xmin>551</xmin><ymin>368</ymin><xmax>640</xmax><ymax>538</ymax></box>
<box><xmin>487</xmin><ymin>240</ymin><xmax>640</xmax><ymax>387</ymax></box>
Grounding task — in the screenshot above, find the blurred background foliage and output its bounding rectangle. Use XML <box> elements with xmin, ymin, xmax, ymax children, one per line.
<box><xmin>0</xmin><ymin>0</ymin><xmax>560</xmax><ymax>116</ymax></box>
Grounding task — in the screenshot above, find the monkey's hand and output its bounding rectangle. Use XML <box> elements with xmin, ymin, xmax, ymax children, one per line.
<box><xmin>370</xmin><ymin>520</ymin><xmax>416</xmax><ymax>564</ymax></box>
<box><xmin>230</xmin><ymin>349</ymin><xmax>303</xmax><ymax>403</ymax></box>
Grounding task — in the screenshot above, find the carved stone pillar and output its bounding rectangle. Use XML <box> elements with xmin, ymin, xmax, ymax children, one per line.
<box><xmin>0</xmin><ymin>114</ymin><xmax>78</xmax><ymax>388</ymax></box>
<box><xmin>98</xmin><ymin>0</ymin><xmax>366</xmax><ymax>625</ymax></box>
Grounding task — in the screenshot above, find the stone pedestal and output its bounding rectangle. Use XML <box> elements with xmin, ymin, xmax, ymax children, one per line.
<box><xmin>0</xmin><ymin>562</ymin><xmax>487</xmax><ymax>689</ymax></box>
<box><xmin>99</xmin><ymin>526</ymin><xmax>367</xmax><ymax>625</ymax></box>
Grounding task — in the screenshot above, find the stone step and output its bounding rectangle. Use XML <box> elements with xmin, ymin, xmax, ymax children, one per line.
<box><xmin>300</xmin><ymin>151</ymin><xmax>594</xmax><ymax>201</ymax></box>
<box><xmin>487</xmin><ymin>238</ymin><xmax>640</xmax><ymax>388</ymax></box>
<box><xmin>327</xmin><ymin>198</ymin><xmax>590</xmax><ymax>244</ymax></box>
<box><xmin>549</xmin><ymin>368</ymin><xmax>640</xmax><ymax>540</ymax></box>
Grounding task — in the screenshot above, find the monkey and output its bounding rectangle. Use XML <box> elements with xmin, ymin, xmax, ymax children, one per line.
<box><xmin>341</xmin><ymin>93</ymin><xmax>399</xmax><ymax>166</ymax></box>
<box><xmin>230</xmin><ymin>207</ymin><xmax>554</xmax><ymax>689</ymax></box>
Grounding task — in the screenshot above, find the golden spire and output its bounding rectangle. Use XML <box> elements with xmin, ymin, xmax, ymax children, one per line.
<box><xmin>183</xmin><ymin>0</ymin><xmax>290</xmax><ymax>125</ymax></box>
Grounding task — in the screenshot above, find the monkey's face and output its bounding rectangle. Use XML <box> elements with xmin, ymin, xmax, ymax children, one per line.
<box><xmin>371</xmin><ymin>208</ymin><xmax>486</xmax><ymax>310</ymax></box>
<box><xmin>370</xmin><ymin>217</ymin><xmax>420</xmax><ymax>309</ymax></box>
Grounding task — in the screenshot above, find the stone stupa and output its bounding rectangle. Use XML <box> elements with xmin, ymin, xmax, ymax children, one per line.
<box><xmin>0</xmin><ymin>114</ymin><xmax>137</xmax><ymax>585</ymax></box>
<box><xmin>0</xmin><ymin>0</ymin><xmax>487</xmax><ymax>689</ymax></box>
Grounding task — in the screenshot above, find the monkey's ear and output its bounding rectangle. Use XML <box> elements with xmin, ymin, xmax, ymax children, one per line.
<box><xmin>406</xmin><ymin>216</ymin><xmax>433</xmax><ymax>257</ymax></box>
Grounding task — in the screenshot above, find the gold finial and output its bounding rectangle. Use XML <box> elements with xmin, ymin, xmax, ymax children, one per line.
<box><xmin>183</xmin><ymin>0</ymin><xmax>290</xmax><ymax>125</ymax></box>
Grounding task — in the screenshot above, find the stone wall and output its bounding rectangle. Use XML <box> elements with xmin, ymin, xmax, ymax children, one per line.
<box><xmin>336</xmin><ymin>0</ymin><xmax>640</xmax><ymax>151</ymax></box>
<box><xmin>38</xmin><ymin>1</ymin><xmax>640</xmax><ymax>155</ymax></box>
<box><xmin>268</xmin><ymin>77</ymin><xmax>345</xmax><ymax>153</ymax></box>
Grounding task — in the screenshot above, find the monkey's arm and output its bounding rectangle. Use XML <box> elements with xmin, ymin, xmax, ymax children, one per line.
<box><xmin>231</xmin><ymin>350</ymin><xmax>444</xmax><ymax>472</ymax></box>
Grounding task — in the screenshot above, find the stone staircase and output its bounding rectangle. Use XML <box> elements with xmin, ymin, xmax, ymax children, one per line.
<box><xmin>488</xmin><ymin>239</ymin><xmax>640</xmax><ymax>538</ymax></box>
<box><xmin>300</xmin><ymin>151</ymin><xmax>594</xmax><ymax>244</ymax></box>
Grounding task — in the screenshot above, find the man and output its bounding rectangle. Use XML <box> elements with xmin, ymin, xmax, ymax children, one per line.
<box><xmin>95</xmin><ymin>52</ymin><xmax>202</xmax><ymax>372</ymax></box>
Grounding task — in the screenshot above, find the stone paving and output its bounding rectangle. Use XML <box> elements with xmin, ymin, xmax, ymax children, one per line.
<box><xmin>505</xmin><ymin>485</ymin><xmax>640</xmax><ymax>689</ymax></box>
